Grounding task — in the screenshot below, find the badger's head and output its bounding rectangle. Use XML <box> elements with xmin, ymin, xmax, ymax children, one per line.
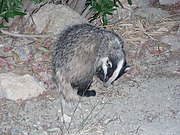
<box><xmin>96</xmin><ymin>32</ymin><xmax>130</xmax><ymax>87</ymax></box>
<box><xmin>97</xmin><ymin>57</ymin><xmax>130</xmax><ymax>87</ymax></box>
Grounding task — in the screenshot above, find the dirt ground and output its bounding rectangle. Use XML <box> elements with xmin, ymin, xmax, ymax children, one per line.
<box><xmin>0</xmin><ymin>50</ymin><xmax>180</xmax><ymax>135</ymax></box>
<box><xmin>0</xmin><ymin>3</ymin><xmax>180</xmax><ymax>135</ymax></box>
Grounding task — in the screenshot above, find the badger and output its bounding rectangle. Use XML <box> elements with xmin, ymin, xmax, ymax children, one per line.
<box><xmin>52</xmin><ymin>23</ymin><xmax>128</xmax><ymax>103</ymax></box>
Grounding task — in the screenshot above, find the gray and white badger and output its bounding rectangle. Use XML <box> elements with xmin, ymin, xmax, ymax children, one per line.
<box><xmin>52</xmin><ymin>23</ymin><xmax>129</xmax><ymax>103</ymax></box>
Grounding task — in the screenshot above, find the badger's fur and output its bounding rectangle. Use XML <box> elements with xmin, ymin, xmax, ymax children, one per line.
<box><xmin>52</xmin><ymin>23</ymin><xmax>127</xmax><ymax>103</ymax></box>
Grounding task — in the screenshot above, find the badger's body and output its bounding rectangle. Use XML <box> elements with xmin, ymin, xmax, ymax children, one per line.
<box><xmin>52</xmin><ymin>23</ymin><xmax>127</xmax><ymax>103</ymax></box>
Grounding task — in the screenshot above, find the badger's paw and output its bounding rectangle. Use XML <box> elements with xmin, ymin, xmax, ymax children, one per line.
<box><xmin>77</xmin><ymin>90</ymin><xmax>96</xmax><ymax>97</ymax></box>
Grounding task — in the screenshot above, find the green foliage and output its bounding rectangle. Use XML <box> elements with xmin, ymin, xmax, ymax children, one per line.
<box><xmin>0</xmin><ymin>0</ymin><xmax>26</xmax><ymax>22</ymax></box>
<box><xmin>0</xmin><ymin>0</ymin><xmax>132</xmax><ymax>29</ymax></box>
<box><xmin>87</xmin><ymin>0</ymin><xmax>132</xmax><ymax>26</ymax></box>
<box><xmin>32</xmin><ymin>0</ymin><xmax>44</xmax><ymax>4</ymax></box>
<box><xmin>0</xmin><ymin>24</ymin><xmax>8</xmax><ymax>28</ymax></box>
<box><xmin>0</xmin><ymin>0</ymin><xmax>44</xmax><ymax>28</ymax></box>
<box><xmin>127</xmin><ymin>0</ymin><xmax>132</xmax><ymax>5</ymax></box>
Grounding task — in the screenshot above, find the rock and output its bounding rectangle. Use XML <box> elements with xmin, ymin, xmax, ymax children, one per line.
<box><xmin>134</xmin><ymin>6</ymin><xmax>169</xmax><ymax>21</ymax></box>
<box><xmin>13</xmin><ymin>46</ymin><xmax>31</xmax><ymax>62</ymax></box>
<box><xmin>132</xmin><ymin>0</ymin><xmax>178</xmax><ymax>6</ymax></box>
<box><xmin>33</xmin><ymin>4</ymin><xmax>86</xmax><ymax>35</ymax></box>
<box><xmin>132</xmin><ymin>0</ymin><xmax>157</xmax><ymax>7</ymax></box>
<box><xmin>132</xmin><ymin>0</ymin><xmax>149</xmax><ymax>7</ymax></box>
<box><xmin>34</xmin><ymin>51</ymin><xmax>44</xmax><ymax>61</ymax></box>
<box><xmin>61</xmin><ymin>114</ymin><xmax>71</xmax><ymax>123</ymax></box>
<box><xmin>161</xmin><ymin>34</ymin><xmax>180</xmax><ymax>50</ymax></box>
<box><xmin>159</xmin><ymin>0</ymin><xmax>178</xmax><ymax>5</ymax></box>
<box><xmin>0</xmin><ymin>72</ymin><xmax>46</xmax><ymax>101</ymax></box>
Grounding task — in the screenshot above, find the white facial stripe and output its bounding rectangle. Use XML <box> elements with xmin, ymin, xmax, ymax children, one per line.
<box><xmin>105</xmin><ymin>58</ymin><xmax>124</xmax><ymax>87</ymax></box>
<box><xmin>102</xmin><ymin>63</ymin><xmax>108</xmax><ymax>78</ymax></box>
<box><xmin>101</xmin><ymin>57</ymin><xmax>109</xmax><ymax>80</ymax></box>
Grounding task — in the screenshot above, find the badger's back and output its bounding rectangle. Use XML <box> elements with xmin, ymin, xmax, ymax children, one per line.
<box><xmin>52</xmin><ymin>24</ymin><xmax>104</xmax><ymax>103</ymax></box>
<box><xmin>52</xmin><ymin>24</ymin><xmax>105</xmax><ymax>80</ymax></box>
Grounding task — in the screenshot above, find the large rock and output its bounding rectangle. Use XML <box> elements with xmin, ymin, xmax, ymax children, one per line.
<box><xmin>132</xmin><ymin>0</ymin><xmax>178</xmax><ymax>6</ymax></box>
<box><xmin>159</xmin><ymin>0</ymin><xmax>178</xmax><ymax>5</ymax></box>
<box><xmin>33</xmin><ymin>4</ymin><xmax>86</xmax><ymax>35</ymax></box>
<box><xmin>132</xmin><ymin>0</ymin><xmax>150</xmax><ymax>7</ymax></box>
<box><xmin>134</xmin><ymin>6</ymin><xmax>169</xmax><ymax>21</ymax></box>
<box><xmin>0</xmin><ymin>72</ymin><xmax>46</xmax><ymax>101</ymax></box>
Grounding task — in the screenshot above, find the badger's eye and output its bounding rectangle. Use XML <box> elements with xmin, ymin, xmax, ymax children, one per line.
<box><xmin>106</xmin><ymin>60</ymin><xmax>112</xmax><ymax>68</ymax></box>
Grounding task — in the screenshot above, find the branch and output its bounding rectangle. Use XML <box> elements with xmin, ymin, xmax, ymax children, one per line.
<box><xmin>0</xmin><ymin>29</ymin><xmax>56</xmax><ymax>38</ymax></box>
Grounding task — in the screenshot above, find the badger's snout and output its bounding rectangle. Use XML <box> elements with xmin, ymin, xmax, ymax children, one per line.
<box><xmin>97</xmin><ymin>58</ymin><xmax>130</xmax><ymax>87</ymax></box>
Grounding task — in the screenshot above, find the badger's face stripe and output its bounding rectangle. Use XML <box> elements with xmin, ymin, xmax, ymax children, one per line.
<box><xmin>104</xmin><ymin>58</ymin><xmax>124</xmax><ymax>87</ymax></box>
<box><xmin>102</xmin><ymin>63</ymin><xmax>108</xmax><ymax>81</ymax></box>
<box><xmin>101</xmin><ymin>57</ymin><xmax>112</xmax><ymax>82</ymax></box>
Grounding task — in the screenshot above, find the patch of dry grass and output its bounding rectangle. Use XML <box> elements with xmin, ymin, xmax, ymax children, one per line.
<box><xmin>111</xmin><ymin>14</ymin><xmax>179</xmax><ymax>46</ymax></box>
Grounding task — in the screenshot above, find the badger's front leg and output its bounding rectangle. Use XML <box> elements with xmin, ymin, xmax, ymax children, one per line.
<box><xmin>77</xmin><ymin>83</ymin><xmax>96</xmax><ymax>97</ymax></box>
<box><xmin>71</xmin><ymin>78</ymin><xmax>96</xmax><ymax>97</ymax></box>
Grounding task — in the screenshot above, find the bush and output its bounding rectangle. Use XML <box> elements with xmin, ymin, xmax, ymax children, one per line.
<box><xmin>0</xmin><ymin>0</ymin><xmax>43</xmax><ymax>28</ymax></box>
<box><xmin>87</xmin><ymin>0</ymin><xmax>132</xmax><ymax>26</ymax></box>
<box><xmin>0</xmin><ymin>0</ymin><xmax>132</xmax><ymax>28</ymax></box>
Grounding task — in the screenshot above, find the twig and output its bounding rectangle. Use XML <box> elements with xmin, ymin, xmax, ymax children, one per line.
<box><xmin>76</xmin><ymin>100</ymin><xmax>101</xmax><ymax>134</ymax></box>
<box><xmin>67</xmin><ymin>81</ymin><xmax>93</xmax><ymax>132</ymax></box>
<box><xmin>0</xmin><ymin>29</ymin><xmax>56</xmax><ymax>38</ymax></box>
<box><xmin>67</xmin><ymin>99</ymin><xmax>81</xmax><ymax>131</ymax></box>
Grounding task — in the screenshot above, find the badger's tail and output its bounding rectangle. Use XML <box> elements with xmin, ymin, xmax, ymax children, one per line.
<box><xmin>55</xmin><ymin>71</ymin><xmax>79</xmax><ymax>104</ymax></box>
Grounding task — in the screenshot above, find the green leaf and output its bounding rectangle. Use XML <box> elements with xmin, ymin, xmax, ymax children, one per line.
<box><xmin>0</xmin><ymin>11</ymin><xmax>8</xmax><ymax>17</ymax></box>
<box><xmin>102</xmin><ymin>14</ymin><xmax>107</xmax><ymax>26</ymax></box>
<box><xmin>127</xmin><ymin>0</ymin><xmax>132</xmax><ymax>5</ymax></box>
<box><xmin>88</xmin><ymin>0</ymin><xmax>130</xmax><ymax>25</ymax></box>
<box><xmin>0</xmin><ymin>0</ymin><xmax>26</xmax><ymax>22</ymax></box>
<box><xmin>32</xmin><ymin>0</ymin><xmax>44</xmax><ymax>4</ymax></box>
<box><xmin>104</xmin><ymin>11</ymin><xmax>113</xmax><ymax>15</ymax></box>
<box><xmin>91</xmin><ymin>1</ymin><xmax>98</xmax><ymax>7</ymax></box>
<box><xmin>0</xmin><ymin>24</ymin><xmax>9</xmax><ymax>28</ymax></box>
<box><xmin>106</xmin><ymin>8</ymin><xmax>117</xmax><ymax>12</ymax></box>
<box><xmin>12</xmin><ymin>11</ymin><xmax>26</xmax><ymax>16</ymax></box>
<box><xmin>11</xmin><ymin>0</ymin><xmax>24</xmax><ymax>6</ymax></box>
<box><xmin>95</xmin><ymin>3</ymin><xmax>102</xmax><ymax>12</ymax></box>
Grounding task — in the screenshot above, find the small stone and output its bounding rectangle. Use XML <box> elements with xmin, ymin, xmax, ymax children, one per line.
<box><xmin>34</xmin><ymin>51</ymin><xmax>44</xmax><ymax>61</ymax></box>
<box><xmin>13</xmin><ymin>46</ymin><xmax>31</xmax><ymax>62</ymax></box>
<box><xmin>104</xmin><ymin>118</ymin><xmax>112</xmax><ymax>125</ymax></box>
<box><xmin>61</xmin><ymin>114</ymin><xmax>71</xmax><ymax>123</ymax></box>
<box><xmin>161</xmin><ymin>35</ymin><xmax>180</xmax><ymax>50</ymax></box>
<box><xmin>39</xmin><ymin>72</ymin><xmax>52</xmax><ymax>82</ymax></box>
<box><xmin>48</xmin><ymin>127</ymin><xmax>61</xmax><ymax>132</ymax></box>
